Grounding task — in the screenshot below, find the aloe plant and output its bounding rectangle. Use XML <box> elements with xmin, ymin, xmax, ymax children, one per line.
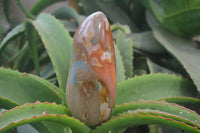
<box><xmin>0</xmin><ymin>0</ymin><xmax>200</xmax><ymax>132</ymax></box>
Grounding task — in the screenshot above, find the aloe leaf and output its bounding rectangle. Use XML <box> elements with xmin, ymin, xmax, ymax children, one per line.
<box><xmin>0</xmin><ymin>102</ymin><xmax>90</xmax><ymax>133</ymax></box>
<box><xmin>162</xmin><ymin>8</ymin><xmax>200</xmax><ymax>37</ymax></box>
<box><xmin>30</xmin><ymin>0</ymin><xmax>66</xmax><ymax>15</ymax></box>
<box><xmin>148</xmin><ymin>0</ymin><xmax>200</xmax><ymax>37</ymax></box>
<box><xmin>114</xmin><ymin>26</ymin><xmax>133</xmax><ymax>78</ymax></box>
<box><xmin>149</xmin><ymin>0</ymin><xmax>165</xmax><ymax>21</ymax></box>
<box><xmin>94</xmin><ymin>106</ymin><xmax>200</xmax><ymax>132</ymax></box>
<box><xmin>114</xmin><ymin>44</ymin><xmax>126</xmax><ymax>83</ymax></box>
<box><xmin>0</xmin><ymin>67</ymin><xmax>65</xmax><ymax>105</ymax></box>
<box><xmin>160</xmin><ymin>0</ymin><xmax>187</xmax><ymax>15</ymax></box>
<box><xmin>13</xmin><ymin>43</ymin><xmax>30</xmax><ymax>70</ymax></box>
<box><xmin>0</xmin><ymin>24</ymin><xmax>24</xmax><ymax>57</ymax></box>
<box><xmin>15</xmin><ymin>0</ymin><xmax>34</xmax><ymax>19</ymax></box>
<box><xmin>114</xmin><ymin>101</ymin><xmax>200</xmax><ymax>125</ymax></box>
<box><xmin>3</xmin><ymin>42</ymin><xmax>28</xmax><ymax>69</ymax></box>
<box><xmin>116</xmin><ymin>74</ymin><xmax>198</xmax><ymax>105</ymax></box>
<box><xmin>158</xmin><ymin>97</ymin><xmax>200</xmax><ymax>108</ymax></box>
<box><xmin>0</xmin><ymin>78</ymin><xmax>55</xmax><ymax>132</ymax></box>
<box><xmin>94</xmin><ymin>101</ymin><xmax>200</xmax><ymax>133</ymax></box>
<box><xmin>0</xmin><ymin>105</ymin><xmax>57</xmax><ymax>133</ymax></box>
<box><xmin>52</xmin><ymin>6</ymin><xmax>81</xmax><ymax>24</ymax></box>
<box><xmin>0</xmin><ymin>97</ymin><xmax>19</xmax><ymax>109</ymax></box>
<box><xmin>28</xmin><ymin>13</ymin><xmax>73</xmax><ymax>92</ymax></box>
<box><xmin>18</xmin><ymin>44</ymin><xmax>49</xmax><ymax>73</ymax></box>
<box><xmin>25</xmin><ymin>21</ymin><xmax>40</xmax><ymax>76</ymax></box>
<box><xmin>130</xmin><ymin>31</ymin><xmax>166</xmax><ymax>54</ymax></box>
<box><xmin>153</xmin><ymin>27</ymin><xmax>200</xmax><ymax>92</ymax></box>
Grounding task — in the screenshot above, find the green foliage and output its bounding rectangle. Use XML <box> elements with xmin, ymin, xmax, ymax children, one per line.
<box><xmin>146</xmin><ymin>0</ymin><xmax>200</xmax><ymax>37</ymax></box>
<box><xmin>0</xmin><ymin>24</ymin><xmax>24</xmax><ymax>57</ymax></box>
<box><xmin>113</xmin><ymin>24</ymin><xmax>133</xmax><ymax>78</ymax></box>
<box><xmin>0</xmin><ymin>68</ymin><xmax>65</xmax><ymax>106</ymax></box>
<box><xmin>0</xmin><ymin>102</ymin><xmax>90</xmax><ymax>133</ymax></box>
<box><xmin>96</xmin><ymin>101</ymin><xmax>200</xmax><ymax>133</ymax></box>
<box><xmin>153</xmin><ymin>27</ymin><xmax>200</xmax><ymax>92</ymax></box>
<box><xmin>28</xmin><ymin>13</ymin><xmax>73</xmax><ymax>92</ymax></box>
<box><xmin>0</xmin><ymin>0</ymin><xmax>200</xmax><ymax>132</ymax></box>
<box><xmin>115</xmin><ymin>44</ymin><xmax>126</xmax><ymax>83</ymax></box>
<box><xmin>116</xmin><ymin>74</ymin><xmax>198</xmax><ymax>105</ymax></box>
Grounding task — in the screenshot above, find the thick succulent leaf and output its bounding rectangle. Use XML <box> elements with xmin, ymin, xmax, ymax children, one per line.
<box><xmin>0</xmin><ymin>102</ymin><xmax>90</xmax><ymax>133</ymax></box>
<box><xmin>162</xmin><ymin>8</ymin><xmax>200</xmax><ymax>37</ymax></box>
<box><xmin>105</xmin><ymin>101</ymin><xmax>200</xmax><ymax>133</ymax></box>
<box><xmin>93</xmin><ymin>115</ymin><xmax>199</xmax><ymax>133</ymax></box>
<box><xmin>28</xmin><ymin>13</ymin><xmax>73</xmax><ymax>92</ymax></box>
<box><xmin>115</xmin><ymin>44</ymin><xmax>126</xmax><ymax>83</ymax></box>
<box><xmin>12</xmin><ymin>43</ymin><xmax>31</xmax><ymax>71</ymax></box>
<box><xmin>160</xmin><ymin>0</ymin><xmax>187</xmax><ymax>15</ymax></box>
<box><xmin>0</xmin><ymin>97</ymin><xmax>19</xmax><ymax>109</ymax></box>
<box><xmin>149</xmin><ymin>0</ymin><xmax>200</xmax><ymax>37</ymax></box>
<box><xmin>113</xmin><ymin>101</ymin><xmax>200</xmax><ymax>124</ymax></box>
<box><xmin>30</xmin><ymin>0</ymin><xmax>67</xmax><ymax>15</ymax></box>
<box><xmin>114</xmin><ymin>24</ymin><xmax>133</xmax><ymax>78</ymax></box>
<box><xmin>0</xmin><ymin>24</ymin><xmax>24</xmax><ymax>56</ymax></box>
<box><xmin>153</xmin><ymin>27</ymin><xmax>200</xmax><ymax>92</ymax></box>
<box><xmin>130</xmin><ymin>31</ymin><xmax>166</xmax><ymax>54</ymax></box>
<box><xmin>116</xmin><ymin>74</ymin><xmax>198</xmax><ymax>105</ymax></box>
<box><xmin>25</xmin><ymin>22</ymin><xmax>40</xmax><ymax>76</ymax></box>
<box><xmin>52</xmin><ymin>6</ymin><xmax>81</xmax><ymax>24</ymax></box>
<box><xmin>148</xmin><ymin>0</ymin><xmax>164</xmax><ymax>21</ymax></box>
<box><xmin>0</xmin><ymin>67</ymin><xmax>65</xmax><ymax>105</ymax></box>
<box><xmin>159</xmin><ymin>97</ymin><xmax>200</xmax><ymax>108</ymax></box>
<box><xmin>1</xmin><ymin>42</ymin><xmax>19</xmax><ymax>67</ymax></box>
<box><xmin>94</xmin><ymin>101</ymin><xmax>200</xmax><ymax>132</ymax></box>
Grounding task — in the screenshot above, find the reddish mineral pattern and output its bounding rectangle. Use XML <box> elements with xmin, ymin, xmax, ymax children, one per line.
<box><xmin>66</xmin><ymin>11</ymin><xmax>117</xmax><ymax>126</ymax></box>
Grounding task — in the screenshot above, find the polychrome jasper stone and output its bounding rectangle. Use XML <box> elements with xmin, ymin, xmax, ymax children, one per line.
<box><xmin>66</xmin><ymin>11</ymin><xmax>116</xmax><ymax>126</ymax></box>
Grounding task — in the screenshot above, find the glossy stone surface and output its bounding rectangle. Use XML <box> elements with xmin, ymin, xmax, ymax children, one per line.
<box><xmin>66</xmin><ymin>11</ymin><xmax>117</xmax><ymax>126</ymax></box>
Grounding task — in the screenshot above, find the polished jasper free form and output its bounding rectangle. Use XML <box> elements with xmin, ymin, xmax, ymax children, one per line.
<box><xmin>66</xmin><ymin>12</ymin><xmax>117</xmax><ymax>126</ymax></box>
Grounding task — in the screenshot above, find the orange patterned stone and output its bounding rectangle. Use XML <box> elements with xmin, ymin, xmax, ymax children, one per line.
<box><xmin>66</xmin><ymin>11</ymin><xmax>116</xmax><ymax>126</ymax></box>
